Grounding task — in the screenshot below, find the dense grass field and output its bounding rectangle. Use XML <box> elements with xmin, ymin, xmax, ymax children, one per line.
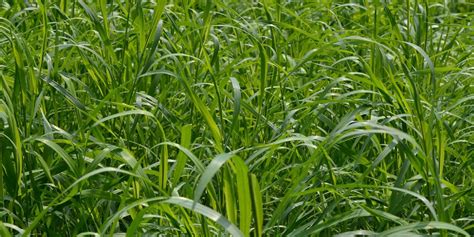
<box><xmin>0</xmin><ymin>0</ymin><xmax>473</xmax><ymax>236</ymax></box>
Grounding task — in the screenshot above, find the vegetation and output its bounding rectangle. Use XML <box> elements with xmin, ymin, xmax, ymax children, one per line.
<box><xmin>0</xmin><ymin>0</ymin><xmax>473</xmax><ymax>236</ymax></box>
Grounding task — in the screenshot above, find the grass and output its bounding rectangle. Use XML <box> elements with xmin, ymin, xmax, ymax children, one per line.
<box><xmin>0</xmin><ymin>0</ymin><xmax>473</xmax><ymax>236</ymax></box>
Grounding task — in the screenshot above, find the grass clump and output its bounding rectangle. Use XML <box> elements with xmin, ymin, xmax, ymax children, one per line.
<box><xmin>0</xmin><ymin>0</ymin><xmax>473</xmax><ymax>236</ymax></box>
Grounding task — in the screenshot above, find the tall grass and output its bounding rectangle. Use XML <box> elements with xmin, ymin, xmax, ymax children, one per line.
<box><xmin>0</xmin><ymin>0</ymin><xmax>473</xmax><ymax>236</ymax></box>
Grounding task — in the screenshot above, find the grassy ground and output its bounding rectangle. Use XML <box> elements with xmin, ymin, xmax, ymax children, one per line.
<box><xmin>0</xmin><ymin>0</ymin><xmax>473</xmax><ymax>236</ymax></box>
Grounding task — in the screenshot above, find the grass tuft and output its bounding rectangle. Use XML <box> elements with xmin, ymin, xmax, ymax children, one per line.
<box><xmin>0</xmin><ymin>0</ymin><xmax>473</xmax><ymax>236</ymax></box>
